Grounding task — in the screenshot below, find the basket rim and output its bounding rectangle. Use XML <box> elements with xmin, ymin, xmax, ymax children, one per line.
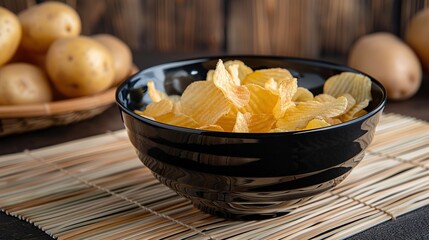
<box><xmin>0</xmin><ymin>87</ymin><xmax>116</xmax><ymax>118</ymax></box>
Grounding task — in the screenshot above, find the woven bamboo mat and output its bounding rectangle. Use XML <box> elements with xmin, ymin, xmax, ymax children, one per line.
<box><xmin>1</xmin><ymin>113</ymin><xmax>428</xmax><ymax>240</ymax></box>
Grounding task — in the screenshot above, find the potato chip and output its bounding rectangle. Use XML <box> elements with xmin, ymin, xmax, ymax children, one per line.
<box><xmin>232</xmin><ymin>112</ymin><xmax>250</xmax><ymax>133</ymax></box>
<box><xmin>226</xmin><ymin>63</ymin><xmax>241</xmax><ymax>85</ymax></box>
<box><xmin>134</xmin><ymin>110</ymin><xmax>155</xmax><ymax>120</ymax></box>
<box><xmin>215</xmin><ymin>107</ymin><xmax>239</xmax><ymax>132</ymax></box>
<box><xmin>302</xmin><ymin>118</ymin><xmax>331</xmax><ymax>130</ymax></box>
<box><xmin>248</xmin><ymin>114</ymin><xmax>276</xmax><ymax>133</ymax></box>
<box><xmin>198</xmin><ymin>124</ymin><xmax>224</xmax><ymax>131</ymax></box>
<box><xmin>155</xmin><ymin>112</ymin><xmax>200</xmax><ymax>128</ymax></box>
<box><xmin>206</xmin><ymin>70</ymin><xmax>215</xmax><ymax>81</ymax></box>
<box><xmin>264</xmin><ymin>78</ymin><xmax>278</xmax><ymax>95</ymax></box>
<box><xmin>324</xmin><ymin>72</ymin><xmax>372</xmax><ymax>102</ymax></box>
<box><xmin>276</xmin><ymin>96</ymin><xmax>348</xmax><ymax>130</ymax></box>
<box><xmin>314</xmin><ymin>93</ymin><xmax>336</xmax><ymax>103</ymax></box>
<box><xmin>180</xmin><ymin>81</ymin><xmax>231</xmax><ymax>125</ymax></box>
<box><xmin>293</xmin><ymin>87</ymin><xmax>314</xmax><ymax>102</ymax></box>
<box><xmin>224</xmin><ymin>60</ymin><xmax>253</xmax><ymax>81</ymax></box>
<box><xmin>213</xmin><ymin>60</ymin><xmax>250</xmax><ymax>108</ymax></box>
<box><xmin>242</xmin><ymin>84</ymin><xmax>278</xmax><ymax>114</ymax></box>
<box><xmin>147</xmin><ymin>81</ymin><xmax>169</xmax><ymax>103</ymax></box>
<box><xmin>273</xmin><ymin>78</ymin><xmax>297</xmax><ymax>119</ymax></box>
<box><xmin>338</xmin><ymin>99</ymin><xmax>370</xmax><ymax>122</ymax></box>
<box><xmin>242</xmin><ymin>68</ymin><xmax>294</xmax><ymax>87</ymax></box>
<box><xmin>354</xmin><ymin>109</ymin><xmax>368</xmax><ymax>118</ymax></box>
<box><xmin>141</xmin><ymin>99</ymin><xmax>173</xmax><ymax>118</ymax></box>
<box><xmin>341</xmin><ymin>93</ymin><xmax>356</xmax><ymax>112</ymax></box>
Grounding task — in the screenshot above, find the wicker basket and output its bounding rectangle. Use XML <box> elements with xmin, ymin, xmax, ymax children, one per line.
<box><xmin>0</xmin><ymin>86</ymin><xmax>117</xmax><ymax>137</ymax></box>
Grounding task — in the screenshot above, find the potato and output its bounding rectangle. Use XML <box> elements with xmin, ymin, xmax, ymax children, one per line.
<box><xmin>0</xmin><ymin>7</ymin><xmax>22</xmax><ymax>66</ymax></box>
<box><xmin>92</xmin><ymin>34</ymin><xmax>133</xmax><ymax>85</ymax></box>
<box><xmin>46</xmin><ymin>36</ymin><xmax>115</xmax><ymax>97</ymax></box>
<box><xmin>348</xmin><ymin>32</ymin><xmax>422</xmax><ymax>100</ymax></box>
<box><xmin>18</xmin><ymin>1</ymin><xmax>81</xmax><ymax>53</ymax></box>
<box><xmin>405</xmin><ymin>8</ymin><xmax>429</xmax><ymax>72</ymax></box>
<box><xmin>0</xmin><ymin>63</ymin><xmax>52</xmax><ymax>105</ymax></box>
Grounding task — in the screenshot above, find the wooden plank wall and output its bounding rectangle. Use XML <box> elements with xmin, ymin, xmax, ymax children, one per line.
<box><xmin>1</xmin><ymin>0</ymin><xmax>429</xmax><ymax>59</ymax></box>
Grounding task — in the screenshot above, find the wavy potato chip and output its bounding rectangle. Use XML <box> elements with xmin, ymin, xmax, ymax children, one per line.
<box><xmin>276</xmin><ymin>96</ymin><xmax>348</xmax><ymax>130</ymax></box>
<box><xmin>242</xmin><ymin>84</ymin><xmax>278</xmax><ymax>114</ymax></box>
<box><xmin>213</xmin><ymin>60</ymin><xmax>250</xmax><ymax>108</ymax></box>
<box><xmin>147</xmin><ymin>81</ymin><xmax>169</xmax><ymax>103</ymax></box>
<box><xmin>302</xmin><ymin>118</ymin><xmax>331</xmax><ymax>130</ymax></box>
<box><xmin>248</xmin><ymin>114</ymin><xmax>276</xmax><ymax>133</ymax></box>
<box><xmin>243</xmin><ymin>68</ymin><xmax>294</xmax><ymax>87</ymax></box>
<box><xmin>233</xmin><ymin>112</ymin><xmax>250</xmax><ymax>133</ymax></box>
<box><xmin>198</xmin><ymin>124</ymin><xmax>224</xmax><ymax>131</ymax></box>
<box><xmin>264</xmin><ymin>78</ymin><xmax>279</xmax><ymax>95</ymax></box>
<box><xmin>338</xmin><ymin>99</ymin><xmax>370</xmax><ymax>122</ymax></box>
<box><xmin>141</xmin><ymin>99</ymin><xmax>173</xmax><ymax>117</ymax></box>
<box><xmin>224</xmin><ymin>60</ymin><xmax>253</xmax><ymax>81</ymax></box>
<box><xmin>342</xmin><ymin>93</ymin><xmax>357</xmax><ymax>113</ymax></box>
<box><xmin>324</xmin><ymin>72</ymin><xmax>372</xmax><ymax>102</ymax></box>
<box><xmin>155</xmin><ymin>112</ymin><xmax>200</xmax><ymax>128</ymax></box>
<box><xmin>273</xmin><ymin>78</ymin><xmax>297</xmax><ymax>119</ymax></box>
<box><xmin>181</xmin><ymin>81</ymin><xmax>231</xmax><ymax>125</ymax></box>
<box><xmin>293</xmin><ymin>87</ymin><xmax>314</xmax><ymax>102</ymax></box>
<box><xmin>314</xmin><ymin>93</ymin><xmax>336</xmax><ymax>103</ymax></box>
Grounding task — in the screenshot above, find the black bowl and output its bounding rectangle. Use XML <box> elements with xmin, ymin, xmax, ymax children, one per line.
<box><xmin>116</xmin><ymin>56</ymin><xmax>387</xmax><ymax>220</ymax></box>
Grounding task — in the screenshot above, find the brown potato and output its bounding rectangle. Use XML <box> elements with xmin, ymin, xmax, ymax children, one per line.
<box><xmin>46</xmin><ymin>36</ymin><xmax>115</xmax><ymax>98</ymax></box>
<box><xmin>0</xmin><ymin>7</ymin><xmax>22</xmax><ymax>66</ymax></box>
<box><xmin>18</xmin><ymin>1</ymin><xmax>81</xmax><ymax>53</ymax></box>
<box><xmin>92</xmin><ymin>34</ymin><xmax>133</xmax><ymax>85</ymax></box>
<box><xmin>0</xmin><ymin>63</ymin><xmax>52</xmax><ymax>105</ymax></box>
<box><xmin>348</xmin><ymin>32</ymin><xmax>422</xmax><ymax>100</ymax></box>
<box><xmin>405</xmin><ymin>8</ymin><xmax>429</xmax><ymax>72</ymax></box>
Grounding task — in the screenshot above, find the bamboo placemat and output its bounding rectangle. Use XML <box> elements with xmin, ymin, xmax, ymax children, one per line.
<box><xmin>1</xmin><ymin>113</ymin><xmax>428</xmax><ymax>240</ymax></box>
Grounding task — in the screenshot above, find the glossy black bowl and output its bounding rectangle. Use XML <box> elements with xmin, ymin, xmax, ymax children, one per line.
<box><xmin>116</xmin><ymin>56</ymin><xmax>387</xmax><ymax>220</ymax></box>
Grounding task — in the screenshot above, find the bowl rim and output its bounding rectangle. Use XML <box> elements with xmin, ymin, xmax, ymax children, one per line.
<box><xmin>116</xmin><ymin>55</ymin><xmax>387</xmax><ymax>137</ymax></box>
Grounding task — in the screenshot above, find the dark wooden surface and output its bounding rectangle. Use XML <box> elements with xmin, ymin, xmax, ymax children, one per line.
<box><xmin>0</xmin><ymin>52</ymin><xmax>428</xmax><ymax>239</ymax></box>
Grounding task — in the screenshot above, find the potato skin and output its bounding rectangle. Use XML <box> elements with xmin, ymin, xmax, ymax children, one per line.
<box><xmin>92</xmin><ymin>34</ymin><xmax>133</xmax><ymax>85</ymax></box>
<box><xmin>0</xmin><ymin>7</ymin><xmax>22</xmax><ymax>66</ymax></box>
<box><xmin>46</xmin><ymin>36</ymin><xmax>115</xmax><ymax>97</ymax></box>
<box><xmin>18</xmin><ymin>1</ymin><xmax>81</xmax><ymax>53</ymax></box>
<box><xmin>348</xmin><ymin>32</ymin><xmax>421</xmax><ymax>100</ymax></box>
<box><xmin>0</xmin><ymin>63</ymin><xmax>52</xmax><ymax>105</ymax></box>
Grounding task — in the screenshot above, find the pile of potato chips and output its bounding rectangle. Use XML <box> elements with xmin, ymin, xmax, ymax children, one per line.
<box><xmin>135</xmin><ymin>60</ymin><xmax>372</xmax><ymax>133</ymax></box>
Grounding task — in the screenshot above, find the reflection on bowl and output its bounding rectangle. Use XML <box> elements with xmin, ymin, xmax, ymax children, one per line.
<box><xmin>116</xmin><ymin>56</ymin><xmax>386</xmax><ymax>220</ymax></box>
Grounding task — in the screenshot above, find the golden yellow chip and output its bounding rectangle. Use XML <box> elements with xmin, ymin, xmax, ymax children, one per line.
<box><xmin>215</xmin><ymin>107</ymin><xmax>239</xmax><ymax>132</ymax></box>
<box><xmin>314</xmin><ymin>93</ymin><xmax>336</xmax><ymax>103</ymax></box>
<box><xmin>324</xmin><ymin>72</ymin><xmax>372</xmax><ymax>102</ymax></box>
<box><xmin>248</xmin><ymin>114</ymin><xmax>276</xmax><ymax>133</ymax></box>
<box><xmin>206</xmin><ymin>70</ymin><xmax>215</xmax><ymax>81</ymax></box>
<box><xmin>242</xmin><ymin>84</ymin><xmax>278</xmax><ymax>114</ymax></box>
<box><xmin>273</xmin><ymin>78</ymin><xmax>297</xmax><ymax>119</ymax></box>
<box><xmin>180</xmin><ymin>81</ymin><xmax>231</xmax><ymax>125</ymax></box>
<box><xmin>264</xmin><ymin>78</ymin><xmax>278</xmax><ymax>95</ymax></box>
<box><xmin>224</xmin><ymin>60</ymin><xmax>253</xmax><ymax>81</ymax></box>
<box><xmin>134</xmin><ymin>110</ymin><xmax>155</xmax><ymax>120</ymax></box>
<box><xmin>213</xmin><ymin>60</ymin><xmax>250</xmax><ymax>108</ymax></box>
<box><xmin>242</xmin><ymin>68</ymin><xmax>294</xmax><ymax>87</ymax></box>
<box><xmin>155</xmin><ymin>112</ymin><xmax>200</xmax><ymax>129</ymax></box>
<box><xmin>147</xmin><ymin>81</ymin><xmax>169</xmax><ymax>103</ymax></box>
<box><xmin>302</xmin><ymin>118</ymin><xmax>331</xmax><ymax>130</ymax></box>
<box><xmin>232</xmin><ymin>112</ymin><xmax>250</xmax><ymax>133</ymax></box>
<box><xmin>293</xmin><ymin>87</ymin><xmax>314</xmax><ymax>102</ymax></box>
<box><xmin>141</xmin><ymin>99</ymin><xmax>173</xmax><ymax>118</ymax></box>
<box><xmin>226</xmin><ymin>63</ymin><xmax>241</xmax><ymax>85</ymax></box>
<box><xmin>338</xmin><ymin>99</ymin><xmax>369</xmax><ymax>122</ymax></box>
<box><xmin>276</xmin><ymin>96</ymin><xmax>348</xmax><ymax>130</ymax></box>
<box><xmin>354</xmin><ymin>109</ymin><xmax>368</xmax><ymax>118</ymax></box>
<box><xmin>341</xmin><ymin>93</ymin><xmax>356</xmax><ymax>113</ymax></box>
<box><xmin>198</xmin><ymin>124</ymin><xmax>224</xmax><ymax>131</ymax></box>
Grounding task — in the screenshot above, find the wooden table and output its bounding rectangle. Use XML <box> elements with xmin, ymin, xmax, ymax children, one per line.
<box><xmin>1</xmin><ymin>52</ymin><xmax>428</xmax><ymax>239</ymax></box>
